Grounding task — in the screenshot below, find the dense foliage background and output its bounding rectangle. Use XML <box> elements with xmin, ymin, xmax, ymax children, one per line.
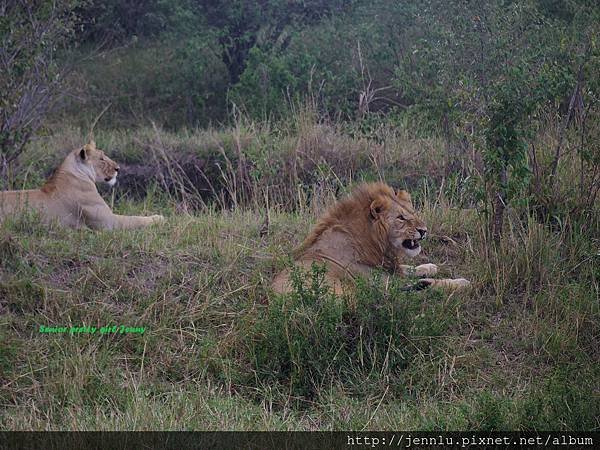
<box><xmin>66</xmin><ymin>0</ymin><xmax>599</xmax><ymax>124</ymax></box>
<box><xmin>65</xmin><ymin>0</ymin><xmax>598</xmax><ymax>123</ymax></box>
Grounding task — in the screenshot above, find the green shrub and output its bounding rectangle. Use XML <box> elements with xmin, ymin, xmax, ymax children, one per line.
<box><xmin>242</xmin><ymin>264</ymin><xmax>447</xmax><ymax>402</ymax></box>
<box><xmin>63</xmin><ymin>39</ymin><xmax>228</xmax><ymax>129</ymax></box>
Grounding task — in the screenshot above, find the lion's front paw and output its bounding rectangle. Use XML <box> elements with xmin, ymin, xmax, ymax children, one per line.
<box><xmin>415</xmin><ymin>263</ymin><xmax>438</xmax><ymax>277</ymax></box>
<box><xmin>150</xmin><ymin>214</ymin><xmax>165</xmax><ymax>223</ymax></box>
<box><xmin>450</xmin><ymin>278</ymin><xmax>471</xmax><ymax>289</ymax></box>
<box><xmin>418</xmin><ymin>277</ymin><xmax>471</xmax><ymax>290</ymax></box>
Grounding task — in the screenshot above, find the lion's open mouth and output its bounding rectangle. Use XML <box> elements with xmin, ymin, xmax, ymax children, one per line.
<box><xmin>402</xmin><ymin>239</ymin><xmax>421</xmax><ymax>250</ymax></box>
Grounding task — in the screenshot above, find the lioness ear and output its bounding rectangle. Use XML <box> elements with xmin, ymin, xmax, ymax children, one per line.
<box><xmin>88</xmin><ymin>140</ymin><xmax>96</xmax><ymax>149</ymax></box>
<box><xmin>370</xmin><ymin>198</ymin><xmax>387</xmax><ymax>219</ymax></box>
<box><xmin>396</xmin><ymin>189</ymin><xmax>411</xmax><ymax>202</ymax></box>
<box><xmin>79</xmin><ymin>147</ymin><xmax>87</xmax><ymax>160</ymax></box>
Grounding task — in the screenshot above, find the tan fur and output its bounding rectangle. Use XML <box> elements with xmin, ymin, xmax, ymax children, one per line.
<box><xmin>272</xmin><ymin>182</ymin><xmax>470</xmax><ymax>294</ymax></box>
<box><xmin>0</xmin><ymin>141</ymin><xmax>164</xmax><ymax>230</ymax></box>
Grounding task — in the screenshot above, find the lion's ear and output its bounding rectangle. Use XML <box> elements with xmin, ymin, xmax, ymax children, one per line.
<box><xmin>396</xmin><ymin>189</ymin><xmax>411</xmax><ymax>202</ymax></box>
<box><xmin>370</xmin><ymin>198</ymin><xmax>387</xmax><ymax>219</ymax></box>
<box><xmin>81</xmin><ymin>141</ymin><xmax>96</xmax><ymax>158</ymax></box>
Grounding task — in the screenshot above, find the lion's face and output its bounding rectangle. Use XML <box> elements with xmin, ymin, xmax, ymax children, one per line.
<box><xmin>371</xmin><ymin>190</ymin><xmax>427</xmax><ymax>258</ymax></box>
<box><xmin>77</xmin><ymin>141</ymin><xmax>120</xmax><ymax>186</ymax></box>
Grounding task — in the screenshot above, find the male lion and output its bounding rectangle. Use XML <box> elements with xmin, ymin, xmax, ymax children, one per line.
<box><xmin>272</xmin><ymin>182</ymin><xmax>470</xmax><ymax>294</ymax></box>
<box><xmin>0</xmin><ymin>141</ymin><xmax>164</xmax><ymax>230</ymax></box>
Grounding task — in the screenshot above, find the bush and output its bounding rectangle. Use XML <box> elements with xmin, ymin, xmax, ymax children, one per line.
<box><xmin>62</xmin><ymin>38</ymin><xmax>228</xmax><ymax>129</ymax></box>
<box><xmin>240</xmin><ymin>263</ymin><xmax>447</xmax><ymax>402</ymax></box>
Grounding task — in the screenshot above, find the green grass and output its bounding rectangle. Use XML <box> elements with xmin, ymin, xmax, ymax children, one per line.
<box><xmin>1</xmin><ymin>118</ymin><xmax>599</xmax><ymax>430</ymax></box>
<box><xmin>0</xmin><ymin>193</ymin><xmax>598</xmax><ymax>430</ymax></box>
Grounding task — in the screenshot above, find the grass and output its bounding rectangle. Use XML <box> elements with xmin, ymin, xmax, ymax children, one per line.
<box><xmin>1</xmin><ymin>201</ymin><xmax>597</xmax><ymax>430</ymax></box>
<box><xmin>0</xmin><ymin>118</ymin><xmax>599</xmax><ymax>430</ymax></box>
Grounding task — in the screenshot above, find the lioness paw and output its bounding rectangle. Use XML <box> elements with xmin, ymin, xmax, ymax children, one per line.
<box><xmin>438</xmin><ymin>278</ymin><xmax>471</xmax><ymax>289</ymax></box>
<box><xmin>150</xmin><ymin>214</ymin><xmax>165</xmax><ymax>223</ymax></box>
<box><xmin>415</xmin><ymin>263</ymin><xmax>438</xmax><ymax>277</ymax></box>
<box><xmin>451</xmin><ymin>278</ymin><xmax>471</xmax><ymax>288</ymax></box>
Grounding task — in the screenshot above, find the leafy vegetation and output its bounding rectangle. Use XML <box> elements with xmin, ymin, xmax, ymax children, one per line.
<box><xmin>0</xmin><ymin>0</ymin><xmax>599</xmax><ymax>431</ymax></box>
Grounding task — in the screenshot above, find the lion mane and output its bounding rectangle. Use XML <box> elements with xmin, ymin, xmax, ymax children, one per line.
<box><xmin>297</xmin><ymin>182</ymin><xmax>404</xmax><ymax>265</ymax></box>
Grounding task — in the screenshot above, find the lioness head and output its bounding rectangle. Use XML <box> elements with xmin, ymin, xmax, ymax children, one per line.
<box><xmin>370</xmin><ymin>188</ymin><xmax>427</xmax><ymax>258</ymax></box>
<box><xmin>77</xmin><ymin>141</ymin><xmax>120</xmax><ymax>186</ymax></box>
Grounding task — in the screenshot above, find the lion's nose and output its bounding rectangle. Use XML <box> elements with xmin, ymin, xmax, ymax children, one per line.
<box><xmin>115</xmin><ymin>167</ymin><xmax>120</xmax><ymax>172</ymax></box>
<box><xmin>417</xmin><ymin>228</ymin><xmax>427</xmax><ymax>239</ymax></box>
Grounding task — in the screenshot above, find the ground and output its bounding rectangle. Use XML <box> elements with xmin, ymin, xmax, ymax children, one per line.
<box><xmin>0</xmin><ymin>124</ymin><xmax>598</xmax><ymax>430</ymax></box>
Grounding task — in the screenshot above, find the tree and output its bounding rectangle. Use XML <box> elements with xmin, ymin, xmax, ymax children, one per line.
<box><xmin>0</xmin><ymin>0</ymin><xmax>81</xmax><ymax>187</ymax></box>
<box><xmin>395</xmin><ymin>0</ymin><xmax>586</xmax><ymax>242</ymax></box>
<box><xmin>75</xmin><ymin>0</ymin><xmax>176</xmax><ymax>44</ymax></box>
<box><xmin>194</xmin><ymin>0</ymin><xmax>355</xmax><ymax>85</ymax></box>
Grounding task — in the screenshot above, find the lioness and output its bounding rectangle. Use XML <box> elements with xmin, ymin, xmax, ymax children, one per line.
<box><xmin>272</xmin><ymin>182</ymin><xmax>470</xmax><ymax>294</ymax></box>
<box><xmin>0</xmin><ymin>141</ymin><xmax>164</xmax><ymax>230</ymax></box>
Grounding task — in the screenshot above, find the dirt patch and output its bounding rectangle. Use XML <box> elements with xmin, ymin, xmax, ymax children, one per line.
<box><xmin>118</xmin><ymin>152</ymin><xmax>232</xmax><ymax>204</ymax></box>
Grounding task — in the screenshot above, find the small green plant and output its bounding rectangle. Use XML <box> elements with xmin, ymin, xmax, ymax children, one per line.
<box><xmin>247</xmin><ymin>263</ymin><xmax>340</xmax><ymax>399</ymax></box>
